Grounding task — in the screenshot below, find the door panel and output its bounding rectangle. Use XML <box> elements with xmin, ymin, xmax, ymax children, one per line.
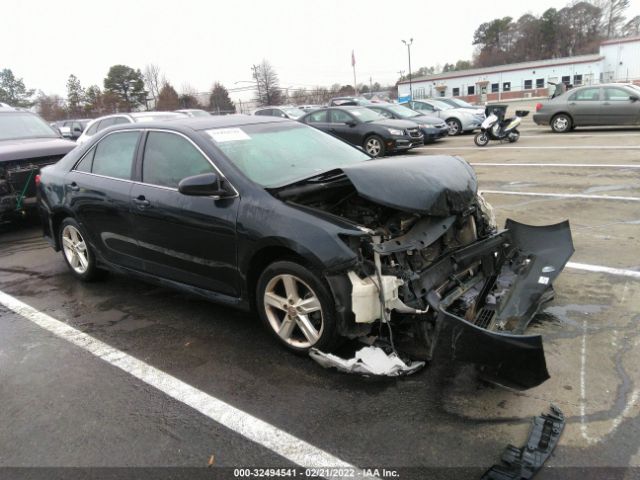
<box><xmin>567</xmin><ymin>87</ymin><xmax>603</xmax><ymax>125</ymax></box>
<box><xmin>602</xmin><ymin>87</ymin><xmax>640</xmax><ymax>125</ymax></box>
<box><xmin>328</xmin><ymin>110</ymin><xmax>360</xmax><ymax>145</ymax></box>
<box><xmin>130</xmin><ymin>131</ymin><xmax>240</xmax><ymax>295</ymax></box>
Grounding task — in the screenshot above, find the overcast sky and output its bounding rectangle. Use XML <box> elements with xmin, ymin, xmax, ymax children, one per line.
<box><xmin>4</xmin><ymin>0</ymin><xmax>640</xmax><ymax>103</ymax></box>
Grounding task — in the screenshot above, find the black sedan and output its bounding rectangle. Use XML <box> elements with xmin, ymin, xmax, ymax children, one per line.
<box><xmin>365</xmin><ymin>104</ymin><xmax>449</xmax><ymax>143</ymax></box>
<box><xmin>38</xmin><ymin>115</ymin><xmax>573</xmax><ymax>388</ymax></box>
<box><xmin>298</xmin><ymin>106</ymin><xmax>423</xmax><ymax>157</ymax></box>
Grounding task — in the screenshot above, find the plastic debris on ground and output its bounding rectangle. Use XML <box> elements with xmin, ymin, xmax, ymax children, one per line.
<box><xmin>309</xmin><ymin>345</ymin><xmax>425</xmax><ymax>377</ymax></box>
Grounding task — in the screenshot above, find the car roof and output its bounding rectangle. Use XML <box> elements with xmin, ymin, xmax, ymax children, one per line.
<box><xmin>100</xmin><ymin>114</ymin><xmax>291</xmax><ymax>132</ymax></box>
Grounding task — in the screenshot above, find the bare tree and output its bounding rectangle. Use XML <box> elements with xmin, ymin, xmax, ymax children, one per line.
<box><xmin>143</xmin><ymin>64</ymin><xmax>165</xmax><ymax>106</ymax></box>
<box><xmin>252</xmin><ymin>60</ymin><xmax>283</xmax><ymax>106</ymax></box>
<box><xmin>597</xmin><ymin>0</ymin><xmax>630</xmax><ymax>38</ymax></box>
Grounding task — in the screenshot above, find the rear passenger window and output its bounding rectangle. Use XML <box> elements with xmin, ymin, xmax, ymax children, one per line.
<box><xmin>142</xmin><ymin>132</ymin><xmax>214</xmax><ymax>188</ymax></box>
<box><xmin>255</xmin><ymin>109</ymin><xmax>271</xmax><ymax>116</ymax></box>
<box><xmin>75</xmin><ymin>149</ymin><xmax>95</xmax><ymax>173</ymax></box>
<box><xmin>92</xmin><ymin>132</ymin><xmax>139</xmax><ymax>180</ymax></box>
<box><xmin>306</xmin><ymin>110</ymin><xmax>327</xmax><ymax>123</ymax></box>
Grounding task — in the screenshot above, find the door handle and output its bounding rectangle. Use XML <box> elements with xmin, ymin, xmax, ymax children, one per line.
<box><xmin>133</xmin><ymin>195</ymin><xmax>150</xmax><ymax>208</ymax></box>
<box><xmin>66</xmin><ymin>182</ymin><xmax>79</xmax><ymax>191</ymax></box>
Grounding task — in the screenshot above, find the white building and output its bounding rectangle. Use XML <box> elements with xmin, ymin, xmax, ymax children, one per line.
<box><xmin>397</xmin><ymin>36</ymin><xmax>640</xmax><ymax>102</ymax></box>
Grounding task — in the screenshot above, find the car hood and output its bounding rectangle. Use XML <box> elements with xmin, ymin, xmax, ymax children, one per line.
<box><xmin>0</xmin><ymin>137</ymin><xmax>76</xmax><ymax>163</ymax></box>
<box><xmin>412</xmin><ymin>115</ymin><xmax>445</xmax><ymax>124</ymax></box>
<box><xmin>370</xmin><ymin>118</ymin><xmax>420</xmax><ymax>130</ymax></box>
<box><xmin>340</xmin><ymin>155</ymin><xmax>477</xmax><ymax>216</ymax></box>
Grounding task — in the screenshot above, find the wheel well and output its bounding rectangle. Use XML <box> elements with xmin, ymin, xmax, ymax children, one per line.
<box><xmin>246</xmin><ymin>246</ymin><xmax>308</xmax><ymax>309</ymax></box>
<box><xmin>50</xmin><ymin>211</ymin><xmax>72</xmax><ymax>249</ymax></box>
<box><xmin>445</xmin><ymin>117</ymin><xmax>460</xmax><ymax>124</ymax></box>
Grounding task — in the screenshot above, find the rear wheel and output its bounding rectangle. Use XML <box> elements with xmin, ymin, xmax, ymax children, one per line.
<box><xmin>363</xmin><ymin>135</ymin><xmax>385</xmax><ymax>157</ymax></box>
<box><xmin>446</xmin><ymin>118</ymin><xmax>462</xmax><ymax>136</ymax></box>
<box><xmin>256</xmin><ymin>261</ymin><xmax>339</xmax><ymax>354</ymax></box>
<box><xmin>508</xmin><ymin>129</ymin><xmax>520</xmax><ymax>143</ymax></box>
<box><xmin>59</xmin><ymin>218</ymin><xmax>105</xmax><ymax>281</ymax></box>
<box><xmin>474</xmin><ymin>132</ymin><xmax>490</xmax><ymax>147</ymax></box>
<box><xmin>551</xmin><ymin>114</ymin><xmax>572</xmax><ymax>133</ymax></box>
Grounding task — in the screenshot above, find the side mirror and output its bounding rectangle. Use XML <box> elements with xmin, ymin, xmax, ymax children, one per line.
<box><xmin>178</xmin><ymin>172</ymin><xmax>230</xmax><ymax>197</ymax></box>
<box><xmin>630</xmin><ymin>95</ymin><xmax>639</xmax><ymax>102</ymax></box>
<box><xmin>346</xmin><ymin>120</ymin><xmax>357</xmax><ymax>127</ymax></box>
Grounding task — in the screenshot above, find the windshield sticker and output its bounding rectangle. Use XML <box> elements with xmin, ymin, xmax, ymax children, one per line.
<box><xmin>207</xmin><ymin>128</ymin><xmax>251</xmax><ymax>142</ymax></box>
<box><xmin>351</xmin><ymin>111</ymin><xmax>362</xmax><ymax>116</ymax></box>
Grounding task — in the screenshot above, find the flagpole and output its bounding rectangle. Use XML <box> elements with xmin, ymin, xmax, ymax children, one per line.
<box><xmin>352</xmin><ymin>50</ymin><xmax>358</xmax><ymax>96</ymax></box>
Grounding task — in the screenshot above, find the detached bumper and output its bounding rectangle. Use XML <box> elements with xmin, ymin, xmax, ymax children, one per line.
<box><xmin>422</xmin><ymin>220</ymin><xmax>574</xmax><ymax>389</ymax></box>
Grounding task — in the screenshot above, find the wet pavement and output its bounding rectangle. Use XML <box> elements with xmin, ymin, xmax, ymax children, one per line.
<box><xmin>1</xmin><ymin>125</ymin><xmax>640</xmax><ymax>478</ymax></box>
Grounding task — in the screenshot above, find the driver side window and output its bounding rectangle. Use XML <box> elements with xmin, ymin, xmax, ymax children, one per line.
<box><xmin>142</xmin><ymin>132</ymin><xmax>214</xmax><ymax>189</ymax></box>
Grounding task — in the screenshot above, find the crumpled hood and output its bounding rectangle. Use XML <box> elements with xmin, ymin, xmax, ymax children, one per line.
<box><xmin>0</xmin><ymin>137</ymin><xmax>76</xmax><ymax>163</ymax></box>
<box><xmin>341</xmin><ymin>155</ymin><xmax>477</xmax><ymax>216</ymax></box>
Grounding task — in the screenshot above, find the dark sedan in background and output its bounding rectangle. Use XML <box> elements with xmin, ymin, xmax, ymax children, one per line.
<box><xmin>534</xmin><ymin>83</ymin><xmax>640</xmax><ymax>132</ymax></box>
<box><xmin>299</xmin><ymin>106</ymin><xmax>423</xmax><ymax>157</ymax></box>
<box><xmin>366</xmin><ymin>104</ymin><xmax>449</xmax><ymax>143</ymax></box>
<box><xmin>1</xmin><ymin>105</ymin><xmax>76</xmax><ymax>222</ymax></box>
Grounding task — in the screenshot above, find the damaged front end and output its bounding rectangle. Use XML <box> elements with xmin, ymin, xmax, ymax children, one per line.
<box><xmin>274</xmin><ymin>156</ymin><xmax>574</xmax><ymax>389</ymax></box>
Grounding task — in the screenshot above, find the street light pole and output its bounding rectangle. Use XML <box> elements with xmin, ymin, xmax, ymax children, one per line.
<box><xmin>402</xmin><ymin>38</ymin><xmax>414</xmax><ymax>100</ymax></box>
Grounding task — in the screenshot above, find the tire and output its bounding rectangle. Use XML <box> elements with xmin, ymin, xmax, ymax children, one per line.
<box><xmin>363</xmin><ymin>135</ymin><xmax>386</xmax><ymax>157</ymax></box>
<box><xmin>446</xmin><ymin>118</ymin><xmax>462</xmax><ymax>136</ymax></box>
<box><xmin>256</xmin><ymin>260</ymin><xmax>339</xmax><ymax>354</ymax></box>
<box><xmin>58</xmin><ymin>217</ymin><xmax>105</xmax><ymax>281</ymax></box>
<box><xmin>551</xmin><ymin>114</ymin><xmax>572</xmax><ymax>133</ymax></box>
<box><xmin>474</xmin><ymin>132</ymin><xmax>490</xmax><ymax>147</ymax></box>
<box><xmin>508</xmin><ymin>129</ymin><xmax>520</xmax><ymax>143</ymax></box>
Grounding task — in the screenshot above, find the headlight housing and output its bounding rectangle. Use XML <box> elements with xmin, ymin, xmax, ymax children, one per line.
<box><xmin>387</xmin><ymin>128</ymin><xmax>404</xmax><ymax>136</ymax></box>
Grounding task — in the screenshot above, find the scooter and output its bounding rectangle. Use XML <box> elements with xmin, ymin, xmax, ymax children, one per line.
<box><xmin>474</xmin><ymin>105</ymin><xmax>529</xmax><ymax>147</ymax></box>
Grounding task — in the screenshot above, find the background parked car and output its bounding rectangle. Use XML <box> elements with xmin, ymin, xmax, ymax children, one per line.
<box><xmin>299</xmin><ymin>106</ymin><xmax>423</xmax><ymax>157</ymax></box>
<box><xmin>328</xmin><ymin>96</ymin><xmax>372</xmax><ymax>106</ymax></box>
<box><xmin>434</xmin><ymin>97</ymin><xmax>485</xmax><ymax>116</ymax></box>
<box><xmin>76</xmin><ymin>111</ymin><xmax>188</xmax><ymax>145</ymax></box>
<box><xmin>253</xmin><ymin>106</ymin><xmax>306</xmax><ymax>120</ymax></box>
<box><xmin>0</xmin><ymin>105</ymin><xmax>75</xmax><ymax>221</ymax></box>
<box><xmin>401</xmin><ymin>99</ymin><xmax>484</xmax><ymax>135</ymax></box>
<box><xmin>176</xmin><ymin>109</ymin><xmax>211</xmax><ymax>117</ymax></box>
<box><xmin>366</xmin><ymin>104</ymin><xmax>449</xmax><ymax>144</ymax></box>
<box><xmin>53</xmin><ymin>119</ymin><xmax>92</xmax><ymax>140</ymax></box>
<box><xmin>533</xmin><ymin>83</ymin><xmax>640</xmax><ymax>133</ymax></box>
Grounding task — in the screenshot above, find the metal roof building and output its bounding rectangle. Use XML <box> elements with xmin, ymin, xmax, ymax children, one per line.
<box><xmin>397</xmin><ymin>36</ymin><xmax>640</xmax><ymax>102</ymax></box>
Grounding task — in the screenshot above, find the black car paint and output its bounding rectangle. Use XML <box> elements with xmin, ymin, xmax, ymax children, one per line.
<box><xmin>39</xmin><ymin>116</ymin><xmax>573</xmax><ymax>388</ymax></box>
<box><xmin>298</xmin><ymin>107</ymin><xmax>423</xmax><ymax>154</ymax></box>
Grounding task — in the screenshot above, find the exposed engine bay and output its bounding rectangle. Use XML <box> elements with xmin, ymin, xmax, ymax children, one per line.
<box><xmin>272</xmin><ymin>156</ymin><xmax>574</xmax><ymax>389</ymax></box>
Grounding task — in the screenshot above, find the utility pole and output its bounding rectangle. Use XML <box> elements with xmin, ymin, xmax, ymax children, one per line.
<box><xmin>251</xmin><ymin>64</ymin><xmax>262</xmax><ymax>105</ymax></box>
<box><xmin>401</xmin><ymin>38</ymin><xmax>414</xmax><ymax>100</ymax></box>
<box><xmin>369</xmin><ymin>76</ymin><xmax>373</xmax><ymax>92</ymax></box>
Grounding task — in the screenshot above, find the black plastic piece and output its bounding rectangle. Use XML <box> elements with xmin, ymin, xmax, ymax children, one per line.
<box><xmin>482</xmin><ymin>405</ymin><xmax>565</xmax><ymax>480</ymax></box>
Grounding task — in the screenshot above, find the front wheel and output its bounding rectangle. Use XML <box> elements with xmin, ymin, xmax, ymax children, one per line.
<box><xmin>474</xmin><ymin>132</ymin><xmax>490</xmax><ymax>147</ymax></box>
<box><xmin>256</xmin><ymin>261</ymin><xmax>339</xmax><ymax>354</ymax></box>
<box><xmin>446</xmin><ymin>118</ymin><xmax>462</xmax><ymax>136</ymax></box>
<box><xmin>363</xmin><ymin>135</ymin><xmax>386</xmax><ymax>157</ymax></box>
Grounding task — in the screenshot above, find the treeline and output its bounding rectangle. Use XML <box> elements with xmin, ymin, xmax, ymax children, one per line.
<box><xmin>404</xmin><ymin>0</ymin><xmax>640</xmax><ymax>80</ymax></box>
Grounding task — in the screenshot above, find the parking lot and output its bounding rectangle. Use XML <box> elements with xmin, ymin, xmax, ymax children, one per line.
<box><xmin>1</xmin><ymin>115</ymin><xmax>640</xmax><ymax>478</ymax></box>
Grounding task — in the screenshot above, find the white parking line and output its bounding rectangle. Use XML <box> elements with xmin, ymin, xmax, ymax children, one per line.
<box><xmin>0</xmin><ymin>291</ymin><xmax>376</xmax><ymax>479</ymax></box>
<box><xmin>480</xmin><ymin>190</ymin><xmax>640</xmax><ymax>202</ymax></box>
<box><xmin>419</xmin><ymin>146</ymin><xmax>640</xmax><ymax>150</ymax></box>
<box><xmin>567</xmin><ymin>262</ymin><xmax>640</xmax><ymax>280</ymax></box>
<box><xmin>471</xmin><ymin>163</ymin><xmax>640</xmax><ymax>169</ymax></box>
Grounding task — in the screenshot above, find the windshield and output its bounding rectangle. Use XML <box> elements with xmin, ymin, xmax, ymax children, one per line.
<box><xmin>206</xmin><ymin>123</ymin><xmax>369</xmax><ymax>187</ymax></box>
<box><xmin>383</xmin><ymin>105</ymin><xmax>421</xmax><ymax>118</ymax></box>
<box><xmin>0</xmin><ymin>112</ymin><xmax>59</xmax><ymax>141</ymax></box>
<box><xmin>343</xmin><ymin>108</ymin><xmax>384</xmax><ymax>122</ymax></box>
<box><xmin>282</xmin><ymin>107</ymin><xmax>305</xmax><ymax>119</ymax></box>
<box><xmin>430</xmin><ymin>100</ymin><xmax>453</xmax><ymax>110</ymax></box>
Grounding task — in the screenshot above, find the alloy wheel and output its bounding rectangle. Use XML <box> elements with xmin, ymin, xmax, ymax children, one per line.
<box><xmin>447</xmin><ymin>119</ymin><xmax>460</xmax><ymax>135</ymax></box>
<box><xmin>263</xmin><ymin>274</ymin><xmax>324</xmax><ymax>348</ymax></box>
<box><xmin>61</xmin><ymin>225</ymin><xmax>89</xmax><ymax>274</ymax></box>
<box><xmin>553</xmin><ymin>116</ymin><xmax>569</xmax><ymax>132</ymax></box>
<box><xmin>365</xmin><ymin>138</ymin><xmax>382</xmax><ymax>156</ymax></box>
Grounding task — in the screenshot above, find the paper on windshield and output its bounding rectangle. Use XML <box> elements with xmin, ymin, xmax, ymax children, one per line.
<box><xmin>207</xmin><ymin>128</ymin><xmax>251</xmax><ymax>143</ymax></box>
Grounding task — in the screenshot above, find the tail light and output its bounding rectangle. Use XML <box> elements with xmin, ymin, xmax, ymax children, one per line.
<box><xmin>535</xmin><ymin>103</ymin><xmax>543</xmax><ymax>112</ymax></box>
<box><xmin>35</xmin><ymin>174</ymin><xmax>41</xmax><ymax>187</ymax></box>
